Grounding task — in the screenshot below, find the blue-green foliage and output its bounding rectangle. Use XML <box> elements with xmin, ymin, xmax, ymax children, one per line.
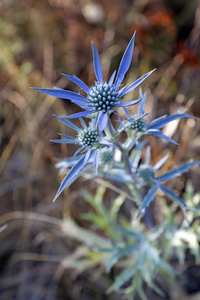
<box><xmin>61</xmin><ymin>184</ymin><xmax>199</xmax><ymax>299</ymax></box>
<box><xmin>33</xmin><ymin>35</ymin><xmax>199</xmax><ymax>298</ymax></box>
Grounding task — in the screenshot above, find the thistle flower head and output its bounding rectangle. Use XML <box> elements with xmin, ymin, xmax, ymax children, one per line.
<box><xmin>77</xmin><ymin>128</ymin><xmax>98</xmax><ymax>147</ymax></box>
<box><xmin>32</xmin><ymin>33</ymin><xmax>155</xmax><ymax>132</ymax></box>
<box><xmin>139</xmin><ymin>164</ymin><xmax>154</xmax><ymax>181</ymax></box>
<box><xmin>130</xmin><ymin>114</ymin><xmax>147</xmax><ymax>132</ymax></box>
<box><xmin>50</xmin><ymin>115</ymin><xmax>114</xmax><ymax>154</ymax></box>
<box><xmin>100</xmin><ymin>148</ymin><xmax>113</xmax><ymax>165</ymax></box>
<box><xmin>87</xmin><ymin>82</ymin><xmax>119</xmax><ymax>113</ymax></box>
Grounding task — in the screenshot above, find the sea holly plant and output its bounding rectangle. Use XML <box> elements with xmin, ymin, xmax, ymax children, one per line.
<box><xmin>33</xmin><ymin>34</ymin><xmax>200</xmax><ymax>298</ymax></box>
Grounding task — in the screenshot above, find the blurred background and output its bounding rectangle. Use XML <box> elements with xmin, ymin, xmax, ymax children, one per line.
<box><xmin>0</xmin><ymin>0</ymin><xmax>200</xmax><ymax>299</ymax></box>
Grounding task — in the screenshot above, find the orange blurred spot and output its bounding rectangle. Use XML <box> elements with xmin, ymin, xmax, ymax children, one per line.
<box><xmin>149</xmin><ymin>10</ymin><xmax>176</xmax><ymax>34</ymax></box>
<box><xmin>176</xmin><ymin>41</ymin><xmax>198</xmax><ymax>68</ymax></box>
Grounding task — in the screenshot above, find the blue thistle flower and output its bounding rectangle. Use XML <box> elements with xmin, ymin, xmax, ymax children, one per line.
<box><xmin>32</xmin><ymin>33</ymin><xmax>155</xmax><ymax>131</ymax></box>
<box><xmin>123</xmin><ymin>89</ymin><xmax>198</xmax><ymax>145</ymax></box>
<box><xmin>51</xmin><ymin>115</ymin><xmax>116</xmax><ymax>201</ymax></box>
<box><xmin>130</xmin><ymin>114</ymin><xmax>147</xmax><ymax>132</ymax></box>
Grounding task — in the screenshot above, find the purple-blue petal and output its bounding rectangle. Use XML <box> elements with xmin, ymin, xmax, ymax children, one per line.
<box><xmin>69</xmin><ymin>100</ymin><xmax>89</xmax><ymax>109</ymax></box>
<box><xmin>98</xmin><ymin>140</ymin><xmax>117</xmax><ymax>147</ymax></box>
<box><xmin>92</xmin><ymin>42</ymin><xmax>103</xmax><ymax>83</ymax></box>
<box><xmin>53</xmin><ymin>155</ymin><xmax>86</xmax><ymax>201</ymax></box>
<box><xmin>79</xmin><ymin>117</ymin><xmax>87</xmax><ymax>129</ymax></box>
<box><xmin>58</xmin><ymin>134</ymin><xmax>74</xmax><ymax>139</ymax></box>
<box><xmin>65</xmin><ymin>110</ymin><xmax>94</xmax><ymax>119</ymax></box>
<box><xmin>53</xmin><ymin>114</ymin><xmax>81</xmax><ymax>132</ymax></box>
<box><xmin>74</xmin><ymin>146</ymin><xmax>85</xmax><ymax>156</ymax></box>
<box><xmin>138</xmin><ymin>90</ymin><xmax>146</xmax><ymax>115</ymax></box>
<box><xmin>84</xmin><ymin>149</ymin><xmax>91</xmax><ymax>164</ymax></box>
<box><xmin>119</xmin><ymin>69</ymin><xmax>156</xmax><ymax>97</ymax></box>
<box><xmin>108</xmin><ymin>70</ymin><xmax>116</xmax><ymax>86</ymax></box>
<box><xmin>153</xmin><ymin>154</ymin><xmax>169</xmax><ymax>170</ymax></box>
<box><xmin>98</xmin><ymin>112</ymin><xmax>108</xmax><ymax>131</ymax></box>
<box><xmin>117</xmin><ymin>98</ymin><xmax>141</xmax><ymax>107</ymax></box>
<box><xmin>115</xmin><ymin>33</ymin><xmax>136</xmax><ymax>88</ymax></box>
<box><xmin>50</xmin><ymin>138</ymin><xmax>79</xmax><ymax>144</ymax></box>
<box><xmin>147</xmin><ymin>110</ymin><xmax>198</xmax><ymax>130</ymax></box>
<box><xmin>62</xmin><ymin>74</ymin><xmax>90</xmax><ymax>93</ymax></box>
<box><xmin>32</xmin><ymin>87</ymin><xmax>89</xmax><ymax>102</ymax></box>
<box><xmin>94</xmin><ymin>150</ymin><xmax>100</xmax><ymax>173</ymax></box>
<box><xmin>146</xmin><ymin>115</ymin><xmax>168</xmax><ymax>129</ymax></box>
<box><xmin>145</xmin><ymin>130</ymin><xmax>178</xmax><ymax>145</ymax></box>
<box><xmin>156</xmin><ymin>161</ymin><xmax>200</xmax><ymax>182</ymax></box>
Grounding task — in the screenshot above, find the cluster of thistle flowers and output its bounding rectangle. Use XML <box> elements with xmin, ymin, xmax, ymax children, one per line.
<box><xmin>33</xmin><ymin>33</ymin><xmax>199</xmax><ymax>215</ymax></box>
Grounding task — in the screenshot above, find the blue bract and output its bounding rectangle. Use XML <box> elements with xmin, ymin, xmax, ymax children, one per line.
<box><xmin>135</xmin><ymin>147</ymin><xmax>200</xmax><ymax>218</ymax></box>
<box><xmin>123</xmin><ymin>89</ymin><xmax>198</xmax><ymax>146</ymax></box>
<box><xmin>32</xmin><ymin>33</ymin><xmax>155</xmax><ymax>131</ymax></box>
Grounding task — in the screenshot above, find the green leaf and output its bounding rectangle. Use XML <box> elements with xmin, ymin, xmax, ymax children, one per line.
<box><xmin>111</xmin><ymin>227</ymin><xmax>143</xmax><ymax>241</ymax></box>
<box><xmin>109</xmin><ymin>194</ymin><xmax>126</xmax><ymax>219</ymax></box>
<box><xmin>159</xmin><ymin>258</ymin><xmax>176</xmax><ymax>277</ymax></box>
<box><xmin>107</xmin><ymin>264</ymin><xmax>139</xmax><ymax>293</ymax></box>
<box><xmin>106</xmin><ymin>243</ymin><xmax>141</xmax><ymax>272</ymax></box>
<box><xmin>62</xmin><ymin>219</ymin><xmax>111</xmax><ymax>249</ymax></box>
<box><xmin>82</xmin><ymin>213</ymin><xmax>109</xmax><ymax>229</ymax></box>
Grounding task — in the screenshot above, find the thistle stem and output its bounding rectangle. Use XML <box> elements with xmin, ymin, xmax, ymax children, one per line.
<box><xmin>105</xmin><ymin>117</ymin><xmax>133</xmax><ymax>176</ymax></box>
<box><xmin>115</xmin><ymin>140</ymin><xmax>133</xmax><ymax>175</ymax></box>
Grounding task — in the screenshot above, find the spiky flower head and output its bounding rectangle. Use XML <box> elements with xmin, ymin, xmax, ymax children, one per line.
<box><xmin>87</xmin><ymin>82</ymin><xmax>119</xmax><ymax>113</ymax></box>
<box><xmin>130</xmin><ymin>114</ymin><xmax>147</xmax><ymax>132</ymax></box>
<box><xmin>100</xmin><ymin>148</ymin><xmax>113</xmax><ymax>165</ymax></box>
<box><xmin>77</xmin><ymin>128</ymin><xmax>98</xmax><ymax>147</ymax></box>
<box><xmin>32</xmin><ymin>33</ymin><xmax>155</xmax><ymax>132</ymax></box>
<box><xmin>139</xmin><ymin>164</ymin><xmax>154</xmax><ymax>181</ymax></box>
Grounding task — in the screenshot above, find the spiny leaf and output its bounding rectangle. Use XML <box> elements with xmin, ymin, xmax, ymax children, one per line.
<box><xmin>107</xmin><ymin>264</ymin><xmax>139</xmax><ymax>293</ymax></box>
<box><xmin>147</xmin><ymin>110</ymin><xmax>198</xmax><ymax>130</ymax></box>
<box><xmin>53</xmin><ymin>154</ymin><xmax>89</xmax><ymax>201</ymax></box>
<box><xmin>157</xmin><ymin>161</ymin><xmax>200</xmax><ymax>182</ymax></box>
